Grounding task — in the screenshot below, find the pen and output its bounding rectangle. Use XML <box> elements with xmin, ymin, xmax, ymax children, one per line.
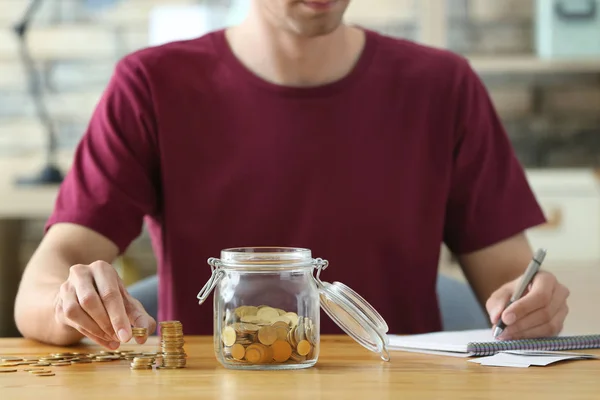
<box><xmin>493</xmin><ymin>248</ymin><xmax>547</xmax><ymax>339</ymax></box>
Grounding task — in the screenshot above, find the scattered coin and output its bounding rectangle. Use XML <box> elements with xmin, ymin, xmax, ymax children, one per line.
<box><xmin>0</xmin><ymin>357</ymin><xmax>22</xmax><ymax>362</ymax></box>
<box><xmin>0</xmin><ymin>321</ymin><xmax>187</xmax><ymax>376</ymax></box>
<box><xmin>50</xmin><ymin>362</ymin><xmax>71</xmax><ymax>367</ymax></box>
<box><xmin>130</xmin><ymin>357</ymin><xmax>155</xmax><ymax>370</ymax></box>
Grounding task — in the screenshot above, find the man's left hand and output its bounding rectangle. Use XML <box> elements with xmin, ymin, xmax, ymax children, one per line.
<box><xmin>485</xmin><ymin>271</ymin><xmax>570</xmax><ymax>340</ymax></box>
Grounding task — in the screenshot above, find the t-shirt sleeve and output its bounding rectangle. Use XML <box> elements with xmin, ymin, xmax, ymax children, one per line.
<box><xmin>45</xmin><ymin>56</ymin><xmax>160</xmax><ymax>254</ymax></box>
<box><xmin>443</xmin><ymin>61</ymin><xmax>546</xmax><ymax>254</ymax></box>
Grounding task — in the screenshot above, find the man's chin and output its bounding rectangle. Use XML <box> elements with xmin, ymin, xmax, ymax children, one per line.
<box><xmin>290</xmin><ymin>21</ymin><xmax>344</xmax><ymax>38</ymax></box>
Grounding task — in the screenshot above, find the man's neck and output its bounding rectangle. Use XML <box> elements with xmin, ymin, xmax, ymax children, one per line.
<box><xmin>225</xmin><ymin>17</ymin><xmax>365</xmax><ymax>87</ymax></box>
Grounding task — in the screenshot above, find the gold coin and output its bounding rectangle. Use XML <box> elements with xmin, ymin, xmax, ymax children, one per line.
<box><xmin>235</xmin><ymin>306</ymin><xmax>258</xmax><ymax>318</ymax></box>
<box><xmin>230</xmin><ymin>344</ymin><xmax>246</xmax><ymax>360</ymax></box>
<box><xmin>160</xmin><ymin>320</ymin><xmax>182</xmax><ymax>325</ymax></box>
<box><xmin>297</xmin><ymin>340</ymin><xmax>311</xmax><ymax>356</ymax></box>
<box><xmin>275</xmin><ymin>326</ymin><xmax>288</xmax><ymax>341</ymax></box>
<box><xmin>29</xmin><ymin>370</ymin><xmax>52</xmax><ymax>374</ymax></box>
<box><xmin>271</xmin><ymin>340</ymin><xmax>292</xmax><ymax>363</ymax></box>
<box><xmin>35</xmin><ymin>373</ymin><xmax>56</xmax><ymax>377</ymax></box>
<box><xmin>222</xmin><ymin>326</ymin><xmax>237</xmax><ymax>347</ymax></box>
<box><xmin>0</xmin><ymin>357</ymin><xmax>22</xmax><ymax>362</ymax></box>
<box><xmin>271</xmin><ymin>320</ymin><xmax>289</xmax><ymax>329</ymax></box>
<box><xmin>287</xmin><ymin>326</ymin><xmax>298</xmax><ymax>348</ymax></box>
<box><xmin>290</xmin><ymin>352</ymin><xmax>306</xmax><ymax>362</ymax></box>
<box><xmin>244</xmin><ymin>344</ymin><xmax>264</xmax><ymax>364</ymax></box>
<box><xmin>276</xmin><ymin>308</ymin><xmax>286</xmax><ymax>316</ymax></box>
<box><xmin>257</xmin><ymin>326</ymin><xmax>277</xmax><ymax>346</ymax></box>
<box><xmin>271</xmin><ymin>316</ymin><xmax>291</xmax><ymax>325</ymax></box>
<box><xmin>284</xmin><ymin>312</ymin><xmax>299</xmax><ymax>326</ymax></box>
<box><xmin>0</xmin><ymin>369</ymin><xmax>17</xmax><ymax>373</ymax></box>
<box><xmin>132</xmin><ymin>327</ymin><xmax>148</xmax><ymax>337</ymax></box>
<box><xmin>261</xmin><ymin>344</ymin><xmax>274</xmax><ymax>363</ymax></box>
<box><xmin>256</xmin><ymin>307</ymin><xmax>279</xmax><ymax>321</ymax></box>
<box><xmin>240</xmin><ymin>315</ymin><xmax>268</xmax><ymax>324</ymax></box>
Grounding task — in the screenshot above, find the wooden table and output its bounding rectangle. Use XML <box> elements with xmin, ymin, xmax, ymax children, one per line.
<box><xmin>1</xmin><ymin>335</ymin><xmax>599</xmax><ymax>400</ymax></box>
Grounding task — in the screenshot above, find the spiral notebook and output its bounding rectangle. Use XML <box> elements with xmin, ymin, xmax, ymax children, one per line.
<box><xmin>387</xmin><ymin>329</ymin><xmax>600</xmax><ymax>357</ymax></box>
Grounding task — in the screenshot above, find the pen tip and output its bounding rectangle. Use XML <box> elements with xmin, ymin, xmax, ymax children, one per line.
<box><xmin>534</xmin><ymin>248</ymin><xmax>547</xmax><ymax>263</ymax></box>
<box><xmin>493</xmin><ymin>327</ymin><xmax>502</xmax><ymax>339</ymax></box>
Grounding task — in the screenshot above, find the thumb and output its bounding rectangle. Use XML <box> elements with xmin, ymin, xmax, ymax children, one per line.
<box><xmin>120</xmin><ymin>287</ymin><xmax>157</xmax><ymax>344</ymax></box>
<box><xmin>485</xmin><ymin>283</ymin><xmax>513</xmax><ymax>325</ymax></box>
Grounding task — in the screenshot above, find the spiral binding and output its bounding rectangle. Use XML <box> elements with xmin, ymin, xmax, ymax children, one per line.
<box><xmin>467</xmin><ymin>335</ymin><xmax>600</xmax><ymax>356</ymax></box>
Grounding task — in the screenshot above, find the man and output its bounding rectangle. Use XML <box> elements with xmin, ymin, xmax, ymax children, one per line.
<box><xmin>14</xmin><ymin>0</ymin><xmax>569</xmax><ymax>350</ymax></box>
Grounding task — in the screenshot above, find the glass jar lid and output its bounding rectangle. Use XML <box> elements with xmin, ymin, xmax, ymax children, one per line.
<box><xmin>218</xmin><ymin>247</ymin><xmax>314</xmax><ymax>269</ymax></box>
<box><xmin>313</xmin><ymin>259</ymin><xmax>390</xmax><ymax>362</ymax></box>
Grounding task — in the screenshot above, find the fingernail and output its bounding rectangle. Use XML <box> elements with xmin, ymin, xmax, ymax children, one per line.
<box><xmin>118</xmin><ymin>329</ymin><xmax>129</xmax><ymax>343</ymax></box>
<box><xmin>109</xmin><ymin>341</ymin><xmax>120</xmax><ymax>350</ymax></box>
<box><xmin>504</xmin><ymin>312</ymin><xmax>516</xmax><ymax>325</ymax></box>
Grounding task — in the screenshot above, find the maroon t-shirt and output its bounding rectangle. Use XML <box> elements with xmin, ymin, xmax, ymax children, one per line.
<box><xmin>46</xmin><ymin>29</ymin><xmax>546</xmax><ymax>335</ymax></box>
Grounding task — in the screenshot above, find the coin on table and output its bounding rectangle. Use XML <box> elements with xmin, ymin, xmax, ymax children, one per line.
<box><xmin>29</xmin><ymin>370</ymin><xmax>53</xmax><ymax>374</ymax></box>
<box><xmin>50</xmin><ymin>362</ymin><xmax>71</xmax><ymax>366</ymax></box>
<box><xmin>0</xmin><ymin>357</ymin><xmax>22</xmax><ymax>362</ymax></box>
<box><xmin>0</xmin><ymin>369</ymin><xmax>17</xmax><ymax>373</ymax></box>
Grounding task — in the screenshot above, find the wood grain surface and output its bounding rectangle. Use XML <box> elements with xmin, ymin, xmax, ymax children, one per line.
<box><xmin>1</xmin><ymin>335</ymin><xmax>599</xmax><ymax>400</ymax></box>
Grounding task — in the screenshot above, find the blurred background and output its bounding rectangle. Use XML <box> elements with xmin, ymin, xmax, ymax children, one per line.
<box><xmin>0</xmin><ymin>0</ymin><xmax>599</xmax><ymax>338</ymax></box>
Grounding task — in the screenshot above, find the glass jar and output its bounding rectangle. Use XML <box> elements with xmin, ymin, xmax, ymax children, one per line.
<box><xmin>197</xmin><ymin>247</ymin><xmax>390</xmax><ymax>370</ymax></box>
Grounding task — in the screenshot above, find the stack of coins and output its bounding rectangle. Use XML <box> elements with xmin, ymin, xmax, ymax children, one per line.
<box><xmin>158</xmin><ymin>321</ymin><xmax>187</xmax><ymax>369</ymax></box>
<box><xmin>221</xmin><ymin>305</ymin><xmax>317</xmax><ymax>365</ymax></box>
<box><xmin>132</xmin><ymin>327</ymin><xmax>148</xmax><ymax>338</ymax></box>
<box><xmin>130</xmin><ymin>356</ymin><xmax>155</xmax><ymax>370</ymax></box>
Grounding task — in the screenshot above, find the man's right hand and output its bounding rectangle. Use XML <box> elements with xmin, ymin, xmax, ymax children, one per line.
<box><xmin>54</xmin><ymin>260</ymin><xmax>157</xmax><ymax>350</ymax></box>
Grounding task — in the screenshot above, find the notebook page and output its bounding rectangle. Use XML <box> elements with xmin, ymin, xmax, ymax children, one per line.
<box><xmin>468</xmin><ymin>352</ymin><xmax>594</xmax><ymax>367</ymax></box>
<box><xmin>388</xmin><ymin>329</ymin><xmax>496</xmax><ymax>353</ymax></box>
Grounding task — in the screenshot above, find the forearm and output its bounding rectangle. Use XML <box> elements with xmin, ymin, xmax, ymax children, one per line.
<box><xmin>14</xmin><ymin>246</ymin><xmax>84</xmax><ymax>346</ymax></box>
<box><xmin>456</xmin><ymin>233</ymin><xmax>534</xmax><ymax>308</ymax></box>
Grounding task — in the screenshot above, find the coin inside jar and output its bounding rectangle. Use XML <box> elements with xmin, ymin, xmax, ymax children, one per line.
<box><xmin>221</xmin><ymin>305</ymin><xmax>317</xmax><ymax>366</ymax></box>
<box><xmin>222</xmin><ymin>326</ymin><xmax>237</xmax><ymax>347</ymax></box>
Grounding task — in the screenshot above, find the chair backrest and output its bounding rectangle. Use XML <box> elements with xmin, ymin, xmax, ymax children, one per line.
<box><xmin>436</xmin><ymin>274</ymin><xmax>490</xmax><ymax>331</ymax></box>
